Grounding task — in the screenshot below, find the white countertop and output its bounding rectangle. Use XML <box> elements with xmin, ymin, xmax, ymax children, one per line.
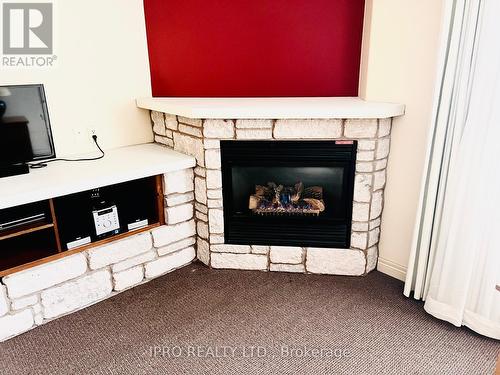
<box><xmin>0</xmin><ymin>143</ymin><xmax>196</xmax><ymax>209</ymax></box>
<box><xmin>136</xmin><ymin>97</ymin><xmax>405</xmax><ymax>119</ymax></box>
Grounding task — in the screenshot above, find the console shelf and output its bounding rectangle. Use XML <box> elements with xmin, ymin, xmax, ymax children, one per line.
<box><xmin>0</xmin><ymin>143</ymin><xmax>196</xmax><ymax>277</ymax></box>
<box><xmin>0</xmin><ymin>175</ymin><xmax>166</xmax><ymax>277</ymax></box>
<box><xmin>0</xmin><ymin>143</ymin><xmax>195</xmax><ymax>210</ymax></box>
<box><xmin>0</xmin><ymin>222</ymin><xmax>54</xmax><ymax>242</ymax></box>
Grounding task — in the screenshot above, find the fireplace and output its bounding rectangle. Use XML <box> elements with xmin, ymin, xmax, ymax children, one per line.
<box><xmin>221</xmin><ymin>141</ymin><xmax>357</xmax><ymax>248</ymax></box>
<box><xmin>143</xmin><ymin>103</ymin><xmax>401</xmax><ymax>275</ymax></box>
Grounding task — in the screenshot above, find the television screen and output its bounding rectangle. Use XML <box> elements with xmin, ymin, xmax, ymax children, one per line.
<box><xmin>0</xmin><ymin>84</ymin><xmax>55</xmax><ymax>160</ymax></box>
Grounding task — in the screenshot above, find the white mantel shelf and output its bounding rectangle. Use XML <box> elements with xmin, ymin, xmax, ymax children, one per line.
<box><xmin>136</xmin><ymin>97</ymin><xmax>405</xmax><ymax>119</ymax></box>
<box><xmin>0</xmin><ymin>143</ymin><xmax>196</xmax><ymax>210</ymax></box>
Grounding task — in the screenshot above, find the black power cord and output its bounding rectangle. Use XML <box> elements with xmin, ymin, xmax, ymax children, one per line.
<box><xmin>29</xmin><ymin>135</ymin><xmax>105</xmax><ymax>169</ymax></box>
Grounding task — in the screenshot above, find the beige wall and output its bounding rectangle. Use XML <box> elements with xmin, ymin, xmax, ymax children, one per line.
<box><xmin>1</xmin><ymin>0</ymin><xmax>443</xmax><ymax>280</ymax></box>
<box><xmin>1</xmin><ymin>0</ymin><xmax>153</xmax><ymax>156</ymax></box>
<box><xmin>359</xmin><ymin>0</ymin><xmax>445</xmax><ymax>280</ymax></box>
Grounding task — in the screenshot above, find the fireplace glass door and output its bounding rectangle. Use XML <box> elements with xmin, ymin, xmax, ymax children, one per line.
<box><xmin>221</xmin><ymin>141</ymin><xmax>357</xmax><ymax>248</ymax></box>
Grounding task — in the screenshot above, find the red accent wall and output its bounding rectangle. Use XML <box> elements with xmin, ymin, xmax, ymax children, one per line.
<box><xmin>144</xmin><ymin>0</ymin><xmax>365</xmax><ymax>97</ymax></box>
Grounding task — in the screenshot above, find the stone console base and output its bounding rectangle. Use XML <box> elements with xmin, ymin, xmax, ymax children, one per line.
<box><xmin>0</xmin><ymin>168</ymin><xmax>196</xmax><ymax>342</ymax></box>
<box><xmin>150</xmin><ymin>111</ymin><xmax>394</xmax><ymax>277</ymax></box>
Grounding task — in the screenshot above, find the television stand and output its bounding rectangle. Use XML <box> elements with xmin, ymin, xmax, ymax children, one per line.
<box><xmin>0</xmin><ymin>174</ymin><xmax>166</xmax><ymax>276</ymax></box>
<box><xmin>0</xmin><ymin>143</ymin><xmax>196</xmax><ymax>276</ymax></box>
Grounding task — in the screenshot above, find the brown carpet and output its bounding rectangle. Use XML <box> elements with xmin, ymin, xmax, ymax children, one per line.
<box><xmin>1</xmin><ymin>263</ymin><xmax>498</xmax><ymax>375</ymax></box>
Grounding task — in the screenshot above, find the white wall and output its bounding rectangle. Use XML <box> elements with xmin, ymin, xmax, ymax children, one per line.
<box><xmin>0</xmin><ymin>0</ymin><xmax>153</xmax><ymax>156</ymax></box>
<box><xmin>359</xmin><ymin>0</ymin><xmax>445</xmax><ymax>280</ymax></box>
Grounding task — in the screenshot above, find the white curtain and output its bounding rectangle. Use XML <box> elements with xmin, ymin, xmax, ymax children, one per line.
<box><xmin>404</xmin><ymin>0</ymin><xmax>500</xmax><ymax>340</ymax></box>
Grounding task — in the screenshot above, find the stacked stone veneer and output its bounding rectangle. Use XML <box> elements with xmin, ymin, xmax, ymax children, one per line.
<box><xmin>151</xmin><ymin>111</ymin><xmax>393</xmax><ymax>277</ymax></box>
<box><xmin>0</xmin><ymin>168</ymin><xmax>196</xmax><ymax>341</ymax></box>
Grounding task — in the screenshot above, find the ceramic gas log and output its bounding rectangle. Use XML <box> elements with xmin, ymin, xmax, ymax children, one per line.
<box><xmin>249</xmin><ymin>182</ymin><xmax>325</xmax><ymax>216</ymax></box>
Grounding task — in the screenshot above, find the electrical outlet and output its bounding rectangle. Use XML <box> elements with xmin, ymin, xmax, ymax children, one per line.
<box><xmin>71</xmin><ymin>127</ymin><xmax>97</xmax><ymax>149</ymax></box>
<box><xmin>87</xmin><ymin>128</ymin><xmax>97</xmax><ymax>138</ymax></box>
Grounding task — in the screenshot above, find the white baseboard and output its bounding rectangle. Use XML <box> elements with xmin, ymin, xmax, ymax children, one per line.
<box><xmin>377</xmin><ymin>257</ymin><xmax>407</xmax><ymax>281</ymax></box>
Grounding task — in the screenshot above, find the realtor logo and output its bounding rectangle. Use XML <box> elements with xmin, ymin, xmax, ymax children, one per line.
<box><xmin>2</xmin><ymin>3</ymin><xmax>53</xmax><ymax>54</ymax></box>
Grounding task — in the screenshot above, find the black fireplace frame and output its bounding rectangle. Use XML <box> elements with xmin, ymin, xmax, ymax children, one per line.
<box><xmin>220</xmin><ymin>140</ymin><xmax>357</xmax><ymax>248</ymax></box>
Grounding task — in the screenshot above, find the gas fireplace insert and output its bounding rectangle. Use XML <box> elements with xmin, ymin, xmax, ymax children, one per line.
<box><xmin>220</xmin><ymin>140</ymin><xmax>357</xmax><ymax>248</ymax></box>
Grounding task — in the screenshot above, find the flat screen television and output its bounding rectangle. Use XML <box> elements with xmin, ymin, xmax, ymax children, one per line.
<box><xmin>0</xmin><ymin>84</ymin><xmax>55</xmax><ymax>162</ymax></box>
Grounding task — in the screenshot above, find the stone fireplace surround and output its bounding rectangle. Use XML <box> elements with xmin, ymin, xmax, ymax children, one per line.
<box><xmin>146</xmin><ymin>100</ymin><xmax>402</xmax><ymax>277</ymax></box>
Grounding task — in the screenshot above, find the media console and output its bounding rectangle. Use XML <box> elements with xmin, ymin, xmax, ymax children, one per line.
<box><xmin>0</xmin><ymin>143</ymin><xmax>196</xmax><ymax>276</ymax></box>
<box><xmin>0</xmin><ymin>176</ymin><xmax>164</xmax><ymax>275</ymax></box>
